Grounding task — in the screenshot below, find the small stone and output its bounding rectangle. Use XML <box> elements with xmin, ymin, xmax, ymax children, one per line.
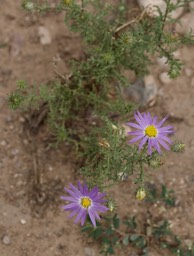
<box><xmin>175</xmin><ymin>13</ymin><xmax>194</xmax><ymax>35</ymax></box>
<box><xmin>2</xmin><ymin>235</ymin><xmax>11</xmax><ymax>245</ymax></box>
<box><xmin>191</xmin><ymin>77</ymin><xmax>194</xmax><ymax>87</ymax></box>
<box><xmin>19</xmin><ymin>117</ymin><xmax>25</xmax><ymax>123</ymax></box>
<box><xmin>159</xmin><ymin>72</ymin><xmax>171</xmax><ymax>84</ymax></box>
<box><xmin>38</xmin><ymin>26</ymin><xmax>52</xmax><ymax>45</ymax></box>
<box><xmin>190</xmin><ymin>2</ymin><xmax>194</xmax><ymax>9</ymax></box>
<box><xmin>48</xmin><ymin>165</ymin><xmax>53</xmax><ymax>172</ymax></box>
<box><xmin>11</xmin><ymin>149</ymin><xmax>19</xmax><ymax>156</ymax></box>
<box><xmin>156</xmin><ymin>56</ymin><xmax>168</xmax><ymax>68</ymax></box>
<box><xmin>84</xmin><ymin>247</ymin><xmax>95</xmax><ymax>256</ymax></box>
<box><xmin>144</xmin><ymin>75</ymin><xmax>158</xmax><ymax>106</ymax></box>
<box><xmin>0</xmin><ymin>140</ymin><xmax>7</xmax><ymax>146</ymax></box>
<box><xmin>20</xmin><ymin>219</ymin><xmax>27</xmax><ymax>225</ymax></box>
<box><xmin>184</xmin><ymin>68</ymin><xmax>193</xmax><ymax>77</ymax></box>
<box><xmin>138</xmin><ymin>0</ymin><xmax>184</xmax><ymax>19</ymax></box>
<box><xmin>123</xmin><ymin>76</ymin><xmax>158</xmax><ymax>106</ymax></box>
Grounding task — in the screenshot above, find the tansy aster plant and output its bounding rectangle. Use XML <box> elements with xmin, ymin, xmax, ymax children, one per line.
<box><xmin>61</xmin><ymin>181</ymin><xmax>109</xmax><ymax>227</ymax></box>
<box><xmin>127</xmin><ymin>112</ymin><xmax>174</xmax><ymax>155</ymax></box>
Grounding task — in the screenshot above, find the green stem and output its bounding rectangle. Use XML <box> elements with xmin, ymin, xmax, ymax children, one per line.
<box><xmin>158</xmin><ymin>0</ymin><xmax>171</xmax><ymax>43</ymax></box>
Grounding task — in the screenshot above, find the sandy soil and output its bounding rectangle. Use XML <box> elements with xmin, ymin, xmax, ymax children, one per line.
<box><xmin>0</xmin><ymin>1</ymin><xmax>194</xmax><ymax>256</ymax></box>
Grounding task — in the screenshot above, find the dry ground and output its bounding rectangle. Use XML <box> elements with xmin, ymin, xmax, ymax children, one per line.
<box><xmin>0</xmin><ymin>1</ymin><xmax>194</xmax><ymax>256</ymax></box>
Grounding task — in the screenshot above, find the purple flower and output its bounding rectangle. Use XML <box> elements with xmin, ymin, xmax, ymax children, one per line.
<box><xmin>61</xmin><ymin>181</ymin><xmax>109</xmax><ymax>227</ymax></box>
<box><xmin>127</xmin><ymin>111</ymin><xmax>174</xmax><ymax>155</ymax></box>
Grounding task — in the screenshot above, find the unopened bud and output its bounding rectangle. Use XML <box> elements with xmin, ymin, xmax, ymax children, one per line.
<box><xmin>63</xmin><ymin>0</ymin><xmax>72</xmax><ymax>6</ymax></box>
<box><xmin>149</xmin><ymin>159</ymin><xmax>163</xmax><ymax>169</ymax></box>
<box><xmin>171</xmin><ymin>142</ymin><xmax>185</xmax><ymax>153</ymax></box>
<box><xmin>136</xmin><ymin>188</ymin><xmax>146</xmax><ymax>201</ymax></box>
<box><xmin>98</xmin><ymin>138</ymin><xmax>110</xmax><ymax>148</ymax></box>
<box><xmin>107</xmin><ymin>199</ymin><xmax>117</xmax><ymax>212</ymax></box>
<box><xmin>168</xmin><ymin>64</ymin><xmax>181</xmax><ymax>79</ymax></box>
<box><xmin>22</xmin><ymin>1</ymin><xmax>34</xmax><ymax>10</ymax></box>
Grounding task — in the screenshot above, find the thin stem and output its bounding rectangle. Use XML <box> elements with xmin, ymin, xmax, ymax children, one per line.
<box><xmin>114</xmin><ymin>8</ymin><xmax>147</xmax><ymax>34</ymax></box>
<box><xmin>158</xmin><ymin>0</ymin><xmax>171</xmax><ymax>42</ymax></box>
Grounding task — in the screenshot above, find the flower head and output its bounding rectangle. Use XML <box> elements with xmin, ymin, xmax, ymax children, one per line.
<box><xmin>127</xmin><ymin>111</ymin><xmax>174</xmax><ymax>155</ymax></box>
<box><xmin>61</xmin><ymin>181</ymin><xmax>109</xmax><ymax>227</ymax></box>
<box><xmin>136</xmin><ymin>187</ymin><xmax>146</xmax><ymax>200</ymax></box>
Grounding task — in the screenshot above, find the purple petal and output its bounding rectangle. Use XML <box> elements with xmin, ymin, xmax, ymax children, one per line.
<box><xmin>93</xmin><ymin>204</ymin><xmax>109</xmax><ymax>212</ymax></box>
<box><xmin>148</xmin><ymin>138</ymin><xmax>153</xmax><ymax>155</ymax></box>
<box><xmin>126</xmin><ymin>122</ymin><xmax>142</xmax><ymax>130</ymax></box>
<box><xmin>128</xmin><ymin>131</ymin><xmax>144</xmax><ymax>136</ymax></box>
<box><xmin>129</xmin><ymin>134</ymin><xmax>144</xmax><ymax>143</ymax></box>
<box><xmin>158</xmin><ymin>138</ymin><xmax>170</xmax><ymax>151</ymax></box>
<box><xmin>88</xmin><ymin>208</ymin><xmax>96</xmax><ymax>227</ymax></box>
<box><xmin>88</xmin><ymin>187</ymin><xmax>98</xmax><ymax>198</ymax></box>
<box><xmin>153</xmin><ymin>116</ymin><xmax>158</xmax><ymax>125</ymax></box>
<box><xmin>94</xmin><ymin>199</ymin><xmax>107</xmax><ymax>203</ymax></box>
<box><xmin>62</xmin><ymin>203</ymin><xmax>79</xmax><ymax>211</ymax></box>
<box><xmin>60</xmin><ymin>196</ymin><xmax>78</xmax><ymax>202</ymax></box>
<box><xmin>95</xmin><ymin>193</ymin><xmax>106</xmax><ymax>200</ymax></box>
<box><xmin>135</xmin><ymin>112</ymin><xmax>147</xmax><ymax>127</ymax></box>
<box><xmin>68</xmin><ymin>207</ymin><xmax>80</xmax><ymax>219</ymax></box>
<box><xmin>156</xmin><ymin>115</ymin><xmax>169</xmax><ymax>128</ymax></box>
<box><xmin>77</xmin><ymin>181</ymin><xmax>84</xmax><ymax>194</ymax></box>
<box><xmin>91</xmin><ymin>208</ymin><xmax>101</xmax><ymax>220</ymax></box>
<box><xmin>83</xmin><ymin>184</ymin><xmax>89</xmax><ymax>196</ymax></box>
<box><xmin>69</xmin><ymin>183</ymin><xmax>82</xmax><ymax>197</ymax></box>
<box><xmin>154</xmin><ymin>139</ymin><xmax>162</xmax><ymax>154</ymax></box>
<box><xmin>146</xmin><ymin>112</ymin><xmax>152</xmax><ymax>125</ymax></box>
<box><xmin>157</xmin><ymin>134</ymin><xmax>172</xmax><ymax>144</ymax></box>
<box><xmin>138</xmin><ymin>136</ymin><xmax>148</xmax><ymax>149</ymax></box>
<box><xmin>80</xmin><ymin>209</ymin><xmax>87</xmax><ymax>226</ymax></box>
<box><xmin>74</xmin><ymin>207</ymin><xmax>85</xmax><ymax>224</ymax></box>
<box><xmin>64</xmin><ymin>187</ymin><xmax>79</xmax><ymax>199</ymax></box>
<box><xmin>157</xmin><ymin>125</ymin><xmax>174</xmax><ymax>132</ymax></box>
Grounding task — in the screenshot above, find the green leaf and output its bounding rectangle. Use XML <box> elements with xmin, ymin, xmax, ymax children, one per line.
<box><xmin>107</xmin><ymin>246</ymin><xmax>114</xmax><ymax>254</ymax></box>
<box><xmin>81</xmin><ymin>226</ymin><xmax>92</xmax><ymax>232</ymax></box>
<box><xmin>122</xmin><ymin>235</ymin><xmax>129</xmax><ymax>246</ymax></box>
<box><xmin>113</xmin><ymin>214</ymin><xmax>120</xmax><ymax>229</ymax></box>
<box><xmin>130</xmin><ymin>234</ymin><xmax>139</xmax><ymax>241</ymax></box>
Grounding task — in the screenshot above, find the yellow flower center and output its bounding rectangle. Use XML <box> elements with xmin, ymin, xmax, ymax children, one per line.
<box><xmin>81</xmin><ymin>197</ymin><xmax>91</xmax><ymax>208</ymax></box>
<box><xmin>145</xmin><ymin>125</ymin><xmax>157</xmax><ymax>137</ymax></box>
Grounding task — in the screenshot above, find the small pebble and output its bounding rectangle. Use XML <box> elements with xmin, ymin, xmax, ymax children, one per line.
<box><xmin>84</xmin><ymin>247</ymin><xmax>95</xmax><ymax>256</ymax></box>
<box><xmin>185</xmin><ymin>68</ymin><xmax>193</xmax><ymax>77</ymax></box>
<box><xmin>19</xmin><ymin>117</ymin><xmax>25</xmax><ymax>123</ymax></box>
<box><xmin>48</xmin><ymin>165</ymin><xmax>53</xmax><ymax>172</ymax></box>
<box><xmin>156</xmin><ymin>56</ymin><xmax>168</xmax><ymax>68</ymax></box>
<box><xmin>11</xmin><ymin>149</ymin><xmax>19</xmax><ymax>156</ymax></box>
<box><xmin>20</xmin><ymin>219</ymin><xmax>27</xmax><ymax>225</ymax></box>
<box><xmin>159</xmin><ymin>72</ymin><xmax>171</xmax><ymax>84</ymax></box>
<box><xmin>38</xmin><ymin>26</ymin><xmax>52</xmax><ymax>45</ymax></box>
<box><xmin>2</xmin><ymin>235</ymin><xmax>11</xmax><ymax>245</ymax></box>
<box><xmin>0</xmin><ymin>140</ymin><xmax>7</xmax><ymax>146</ymax></box>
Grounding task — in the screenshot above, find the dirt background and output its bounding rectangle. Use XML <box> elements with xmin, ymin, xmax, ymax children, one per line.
<box><xmin>0</xmin><ymin>1</ymin><xmax>194</xmax><ymax>256</ymax></box>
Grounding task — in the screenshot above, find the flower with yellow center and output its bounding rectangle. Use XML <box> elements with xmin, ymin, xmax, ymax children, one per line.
<box><xmin>136</xmin><ymin>188</ymin><xmax>146</xmax><ymax>200</ymax></box>
<box><xmin>81</xmin><ymin>197</ymin><xmax>91</xmax><ymax>208</ymax></box>
<box><xmin>61</xmin><ymin>181</ymin><xmax>109</xmax><ymax>227</ymax></box>
<box><xmin>145</xmin><ymin>125</ymin><xmax>158</xmax><ymax>137</ymax></box>
<box><xmin>127</xmin><ymin>111</ymin><xmax>174</xmax><ymax>155</ymax></box>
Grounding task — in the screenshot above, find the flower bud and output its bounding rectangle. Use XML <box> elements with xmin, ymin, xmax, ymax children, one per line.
<box><xmin>171</xmin><ymin>141</ymin><xmax>185</xmax><ymax>153</ymax></box>
<box><xmin>168</xmin><ymin>64</ymin><xmax>181</xmax><ymax>79</ymax></box>
<box><xmin>22</xmin><ymin>1</ymin><xmax>34</xmax><ymax>10</ymax></box>
<box><xmin>149</xmin><ymin>159</ymin><xmax>163</xmax><ymax>169</ymax></box>
<box><xmin>136</xmin><ymin>188</ymin><xmax>146</xmax><ymax>200</ymax></box>
<box><xmin>107</xmin><ymin>199</ymin><xmax>117</xmax><ymax>212</ymax></box>
<box><xmin>63</xmin><ymin>0</ymin><xmax>72</xmax><ymax>6</ymax></box>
